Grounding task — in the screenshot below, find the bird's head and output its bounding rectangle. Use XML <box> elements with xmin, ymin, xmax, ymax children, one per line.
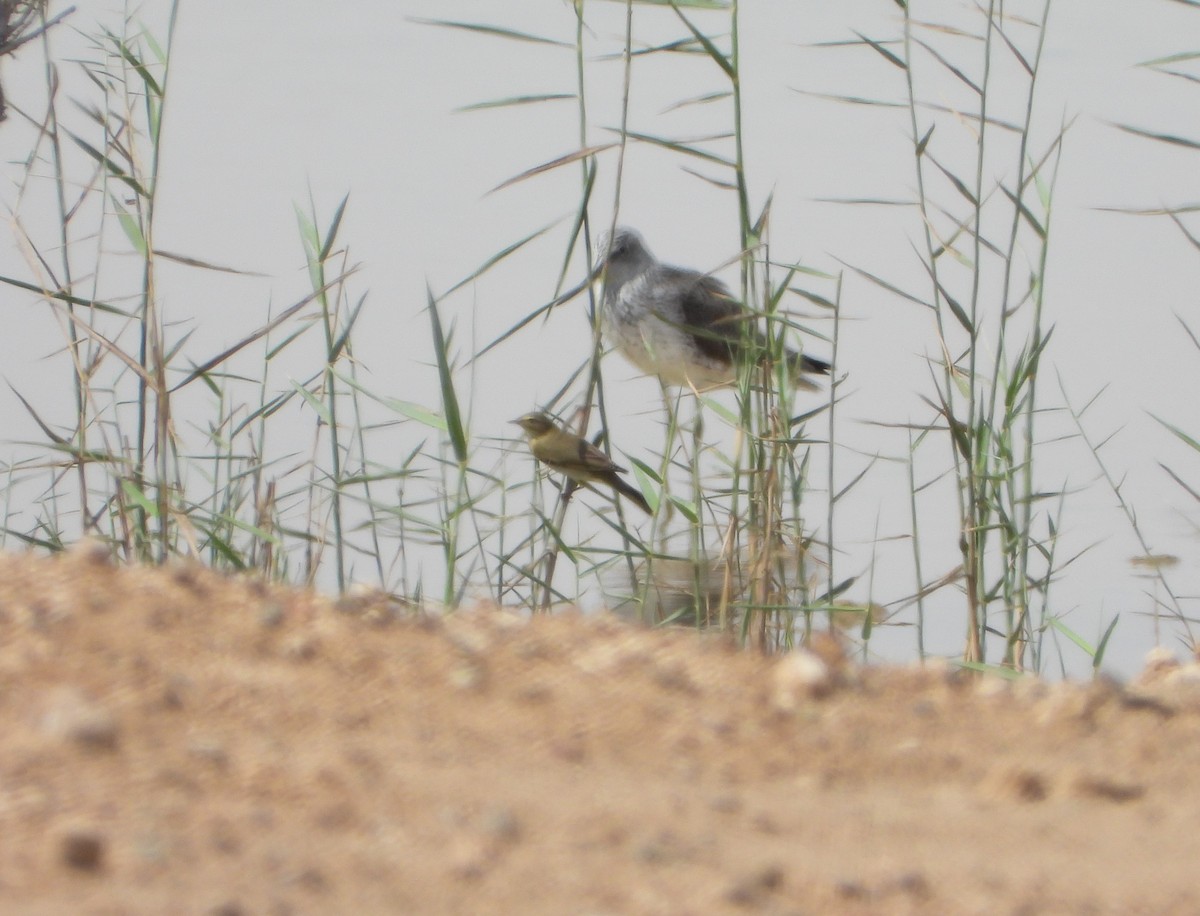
<box><xmin>598</xmin><ymin>227</ymin><xmax>654</xmax><ymax>285</ymax></box>
<box><xmin>512</xmin><ymin>412</ymin><xmax>556</xmax><ymax>437</ymax></box>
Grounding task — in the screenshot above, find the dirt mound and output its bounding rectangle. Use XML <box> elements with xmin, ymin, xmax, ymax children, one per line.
<box><xmin>1</xmin><ymin>545</ymin><xmax>1198</xmax><ymax>914</ymax></box>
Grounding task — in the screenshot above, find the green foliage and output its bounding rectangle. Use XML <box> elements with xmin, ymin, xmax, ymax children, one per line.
<box><xmin>0</xmin><ymin>1</ymin><xmax>1193</xmax><ymax>678</ymax></box>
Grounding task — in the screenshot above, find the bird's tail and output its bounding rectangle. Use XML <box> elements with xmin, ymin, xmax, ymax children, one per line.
<box><xmin>612</xmin><ymin>475</ymin><xmax>652</xmax><ymax>514</ymax></box>
<box><xmin>785</xmin><ymin>348</ymin><xmax>831</xmax><ymax>391</ymax></box>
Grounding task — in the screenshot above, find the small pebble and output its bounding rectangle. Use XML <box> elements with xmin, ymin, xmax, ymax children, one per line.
<box><xmin>60</xmin><ymin>827</ymin><xmax>105</xmax><ymax>870</ymax></box>
<box><xmin>771</xmin><ymin>650</ymin><xmax>835</xmax><ymax>709</ymax></box>
<box><xmin>282</xmin><ymin>633</ymin><xmax>319</xmax><ymax>660</ymax></box>
<box><xmin>725</xmin><ymin>864</ymin><xmax>784</xmax><ymax>906</ymax></box>
<box><xmin>1071</xmin><ymin>773</ymin><xmax>1145</xmax><ymax>803</ymax></box>
<box><xmin>480</xmin><ymin>807</ymin><xmax>521</xmax><ymax>842</ymax></box>
<box><xmin>68</xmin><ymin>538</ymin><xmax>112</xmax><ymax>566</ymax></box>
<box><xmin>41</xmin><ymin>688</ymin><xmax>119</xmax><ymax>751</ymax></box>
<box><xmin>257</xmin><ymin>602</ymin><xmax>285</xmax><ymax>628</ymax></box>
<box><xmin>981</xmin><ymin>764</ymin><xmax>1049</xmax><ymax>802</ymax></box>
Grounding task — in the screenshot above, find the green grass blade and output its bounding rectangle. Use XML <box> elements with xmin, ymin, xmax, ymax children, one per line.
<box><xmin>1047</xmin><ymin>616</ymin><xmax>1096</xmax><ymax>658</ymax></box>
<box><xmin>319</xmin><ymin>193</ymin><xmax>350</xmax><ymax>261</ymax></box>
<box><xmin>427</xmin><ymin>287</ymin><xmax>468</xmax><ymax>465</ymax></box>
<box><xmin>669</xmin><ymin>3</ymin><xmax>733</xmax><ymax>78</ymax></box>
<box><xmin>458</xmin><ymin>93</ymin><xmax>575</xmax><ymax>112</ymax></box>
<box><xmin>489</xmin><ymin>145</ymin><xmax>616</xmax><ymax>195</ymax></box>
<box><xmin>410</xmin><ymin>18</ymin><xmax>574</xmax><ymax>48</ymax></box>
<box><xmin>1112</xmin><ymin>122</ymin><xmax>1200</xmax><ymax>150</ymax></box>
<box><xmin>1093</xmin><ymin>614</ymin><xmax>1120</xmax><ymax>671</ymax></box>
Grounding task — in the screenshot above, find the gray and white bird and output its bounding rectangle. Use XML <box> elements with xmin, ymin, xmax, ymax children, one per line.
<box><xmin>599</xmin><ymin>228</ymin><xmax>830</xmax><ymax>390</ymax></box>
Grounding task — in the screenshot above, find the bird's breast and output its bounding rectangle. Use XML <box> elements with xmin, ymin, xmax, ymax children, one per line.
<box><xmin>602</xmin><ymin>273</ymin><xmax>733</xmax><ymax>386</ymax></box>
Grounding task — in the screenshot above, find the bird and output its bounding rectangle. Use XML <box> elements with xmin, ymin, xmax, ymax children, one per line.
<box><xmin>598</xmin><ymin>227</ymin><xmax>831</xmax><ymax>389</ymax></box>
<box><xmin>512</xmin><ymin>412</ymin><xmax>652</xmax><ymax>514</ymax></box>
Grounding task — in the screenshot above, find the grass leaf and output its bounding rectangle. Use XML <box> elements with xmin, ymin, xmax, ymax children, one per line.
<box><xmin>428</xmin><ymin>287</ymin><xmax>468</xmax><ymax>465</ymax></box>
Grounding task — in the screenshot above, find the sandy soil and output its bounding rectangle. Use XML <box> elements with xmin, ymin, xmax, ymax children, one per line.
<box><xmin>2</xmin><ymin>544</ymin><xmax>1199</xmax><ymax>915</ymax></box>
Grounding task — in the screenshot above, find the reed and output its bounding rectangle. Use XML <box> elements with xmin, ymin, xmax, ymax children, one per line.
<box><xmin>0</xmin><ymin>0</ymin><xmax>1191</xmax><ymax>676</ymax></box>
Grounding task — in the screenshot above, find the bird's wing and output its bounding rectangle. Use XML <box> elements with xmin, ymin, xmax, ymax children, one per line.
<box><xmin>570</xmin><ymin>436</ymin><xmax>626</xmax><ymax>476</ymax></box>
<box><xmin>631</xmin><ymin>265</ymin><xmax>829</xmax><ymax>385</ymax></box>
<box><xmin>669</xmin><ymin>270</ymin><xmax>831</xmax><ymax>378</ymax></box>
<box><xmin>662</xmin><ymin>268</ymin><xmax>753</xmax><ymax>363</ymax></box>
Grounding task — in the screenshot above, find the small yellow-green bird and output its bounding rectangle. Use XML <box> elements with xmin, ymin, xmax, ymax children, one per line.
<box><xmin>513</xmin><ymin>412</ymin><xmax>651</xmax><ymax>514</ymax></box>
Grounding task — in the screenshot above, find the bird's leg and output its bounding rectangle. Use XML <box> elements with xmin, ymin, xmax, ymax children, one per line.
<box><xmin>689</xmin><ymin>393</ymin><xmax>710</xmax><ymax>627</ymax></box>
<box><xmin>658</xmin><ymin>380</ymin><xmax>679</xmax><ymax>536</ymax></box>
<box><xmin>535</xmin><ymin>412</ymin><xmax>587</xmax><ymax>614</ymax></box>
<box><xmin>632</xmin><ymin>381</ymin><xmax>678</xmax><ymax>626</ymax></box>
<box><xmin>535</xmin><ymin>476</ymin><xmax>577</xmax><ymax>614</ymax></box>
